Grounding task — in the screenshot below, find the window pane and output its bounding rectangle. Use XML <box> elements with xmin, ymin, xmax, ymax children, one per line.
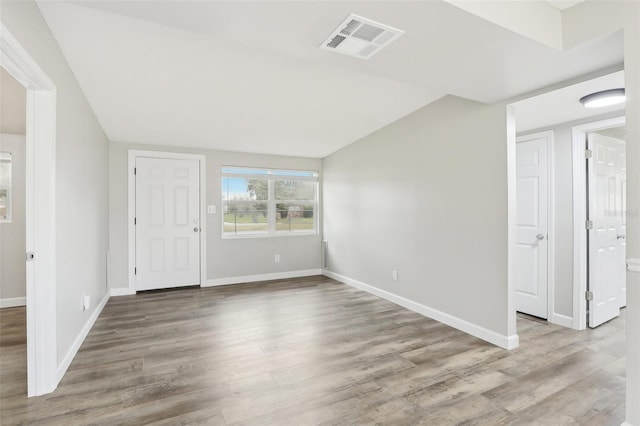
<box><xmin>0</xmin><ymin>189</ymin><xmax>9</xmax><ymax>221</ymax></box>
<box><xmin>221</xmin><ymin>167</ymin><xmax>317</xmax><ymax>237</ymax></box>
<box><xmin>275</xmin><ymin>203</ymin><xmax>315</xmax><ymax>232</ymax></box>
<box><xmin>223</xmin><ymin>200</ymin><xmax>269</xmax><ymax>234</ymax></box>
<box><xmin>0</xmin><ymin>152</ymin><xmax>11</xmax><ymax>221</ymax></box>
<box><xmin>0</xmin><ymin>153</ymin><xmax>11</xmax><ymax>187</ymax></box>
<box><xmin>222</xmin><ymin>177</ymin><xmax>268</xmax><ymax>201</ymax></box>
<box><xmin>274</xmin><ymin>180</ymin><xmax>315</xmax><ymax>201</ymax></box>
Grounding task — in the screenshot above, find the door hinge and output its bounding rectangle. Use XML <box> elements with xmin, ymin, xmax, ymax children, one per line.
<box><xmin>134</xmin><ymin>217</ymin><xmax>137</xmax><ymax>225</ymax></box>
<box><xmin>585</xmin><ymin>220</ymin><xmax>593</xmax><ymax>230</ymax></box>
<box><xmin>585</xmin><ymin>149</ymin><xmax>593</xmax><ymax>159</ymax></box>
<box><xmin>134</xmin><ymin>167</ymin><xmax>137</xmax><ymax>175</ymax></box>
<box><xmin>134</xmin><ymin>267</ymin><xmax>137</xmax><ymax>275</ymax></box>
<box><xmin>586</xmin><ymin>291</ymin><xmax>593</xmax><ymax>301</ymax></box>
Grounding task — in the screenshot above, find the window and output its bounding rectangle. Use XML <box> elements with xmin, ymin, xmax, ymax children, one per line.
<box><xmin>0</xmin><ymin>152</ymin><xmax>11</xmax><ymax>222</ymax></box>
<box><xmin>222</xmin><ymin>167</ymin><xmax>318</xmax><ymax>237</ymax></box>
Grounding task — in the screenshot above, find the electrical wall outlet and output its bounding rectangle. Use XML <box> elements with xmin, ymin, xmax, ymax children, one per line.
<box><xmin>275</xmin><ymin>254</ymin><xmax>280</xmax><ymax>263</ymax></box>
<box><xmin>207</xmin><ymin>205</ymin><xmax>216</xmax><ymax>214</ymax></box>
<box><xmin>392</xmin><ymin>270</ymin><xmax>398</xmax><ymax>281</ymax></box>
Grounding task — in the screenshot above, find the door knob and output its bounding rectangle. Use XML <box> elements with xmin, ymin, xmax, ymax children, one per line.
<box><xmin>617</xmin><ymin>234</ymin><xmax>626</xmax><ymax>240</ymax></box>
<box><xmin>536</xmin><ymin>234</ymin><xmax>545</xmax><ymax>241</ymax></box>
<box><xmin>193</xmin><ymin>227</ymin><xmax>200</xmax><ymax>232</ymax></box>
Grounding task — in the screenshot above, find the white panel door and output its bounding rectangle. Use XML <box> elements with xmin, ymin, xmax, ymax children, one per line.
<box><xmin>135</xmin><ymin>157</ymin><xmax>200</xmax><ymax>291</ymax></box>
<box><xmin>618</xmin><ymin>140</ymin><xmax>627</xmax><ymax>308</ymax></box>
<box><xmin>588</xmin><ymin>133</ymin><xmax>625</xmax><ymax>327</ymax></box>
<box><xmin>515</xmin><ymin>136</ymin><xmax>548</xmax><ymax>319</ymax></box>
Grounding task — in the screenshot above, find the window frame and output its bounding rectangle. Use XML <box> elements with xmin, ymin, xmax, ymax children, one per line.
<box><xmin>221</xmin><ymin>166</ymin><xmax>319</xmax><ymax>239</ymax></box>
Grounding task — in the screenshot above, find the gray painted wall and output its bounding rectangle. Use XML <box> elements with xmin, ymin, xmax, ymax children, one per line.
<box><xmin>109</xmin><ymin>142</ymin><xmax>322</xmax><ymax>288</ymax></box>
<box><xmin>322</xmin><ymin>95</ymin><xmax>511</xmax><ymax>337</ymax></box>
<box><xmin>519</xmin><ymin>110</ymin><xmax>625</xmax><ymax>320</ymax></box>
<box><xmin>2</xmin><ymin>1</ymin><xmax>110</xmax><ymax>363</ymax></box>
<box><xmin>0</xmin><ymin>68</ymin><xmax>26</xmax><ymax>134</ymax></box>
<box><xmin>0</xmin><ymin>134</ymin><xmax>26</xmax><ymax>302</ymax></box>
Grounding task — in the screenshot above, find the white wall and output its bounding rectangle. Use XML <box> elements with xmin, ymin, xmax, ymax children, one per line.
<box><xmin>109</xmin><ymin>142</ymin><xmax>322</xmax><ymax>289</ymax></box>
<box><xmin>1</xmin><ymin>2</ymin><xmax>110</xmax><ymax>364</ymax></box>
<box><xmin>0</xmin><ymin>134</ymin><xmax>26</xmax><ymax>306</ymax></box>
<box><xmin>518</xmin><ymin>110</ymin><xmax>625</xmax><ymax>322</ymax></box>
<box><xmin>322</xmin><ymin>95</ymin><xmax>513</xmax><ymax>346</ymax></box>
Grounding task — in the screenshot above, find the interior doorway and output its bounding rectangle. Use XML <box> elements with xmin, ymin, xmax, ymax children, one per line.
<box><xmin>573</xmin><ymin>117</ymin><xmax>627</xmax><ymax>329</ymax></box>
<box><xmin>515</xmin><ymin>131</ymin><xmax>552</xmax><ymax>320</ymax></box>
<box><xmin>510</xmin><ymin>70</ymin><xmax>626</xmax><ymax>334</ymax></box>
<box><xmin>1</xmin><ymin>23</ymin><xmax>58</xmax><ymax>396</ymax></box>
<box><xmin>0</xmin><ymin>68</ymin><xmax>27</xmax><ymax>308</ymax></box>
<box><xmin>0</xmin><ymin>67</ymin><xmax>27</xmax><ymax>399</ymax></box>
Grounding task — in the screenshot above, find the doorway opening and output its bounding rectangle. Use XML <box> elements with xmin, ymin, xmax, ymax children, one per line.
<box><xmin>1</xmin><ymin>23</ymin><xmax>58</xmax><ymax>396</ymax></box>
<box><xmin>510</xmin><ymin>69</ymin><xmax>626</xmax><ymax>334</ymax></box>
<box><xmin>572</xmin><ymin>117</ymin><xmax>626</xmax><ymax>329</ymax></box>
<box><xmin>514</xmin><ymin>130</ymin><xmax>554</xmax><ymax>322</ymax></box>
<box><xmin>0</xmin><ymin>67</ymin><xmax>27</xmax><ymax>399</ymax></box>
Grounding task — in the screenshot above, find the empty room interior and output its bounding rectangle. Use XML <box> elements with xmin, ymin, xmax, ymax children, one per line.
<box><xmin>1</xmin><ymin>0</ymin><xmax>640</xmax><ymax>424</ymax></box>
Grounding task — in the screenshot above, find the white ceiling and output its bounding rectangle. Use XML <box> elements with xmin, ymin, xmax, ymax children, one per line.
<box><xmin>37</xmin><ymin>1</ymin><xmax>624</xmax><ymax>158</ymax></box>
<box><xmin>515</xmin><ymin>70</ymin><xmax>625</xmax><ymax>132</ymax></box>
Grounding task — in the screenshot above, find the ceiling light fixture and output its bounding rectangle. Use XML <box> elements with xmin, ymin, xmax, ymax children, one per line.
<box><xmin>579</xmin><ymin>88</ymin><xmax>625</xmax><ymax>108</ymax></box>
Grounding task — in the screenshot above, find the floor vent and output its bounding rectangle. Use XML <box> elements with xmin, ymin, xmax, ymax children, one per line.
<box><xmin>320</xmin><ymin>14</ymin><xmax>404</xmax><ymax>60</ymax></box>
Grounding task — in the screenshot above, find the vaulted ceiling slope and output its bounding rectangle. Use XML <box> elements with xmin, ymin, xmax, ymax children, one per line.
<box><xmin>37</xmin><ymin>1</ymin><xmax>623</xmax><ymax>158</ymax></box>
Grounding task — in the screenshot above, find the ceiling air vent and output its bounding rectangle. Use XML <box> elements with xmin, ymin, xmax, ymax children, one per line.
<box><xmin>320</xmin><ymin>14</ymin><xmax>404</xmax><ymax>60</ymax></box>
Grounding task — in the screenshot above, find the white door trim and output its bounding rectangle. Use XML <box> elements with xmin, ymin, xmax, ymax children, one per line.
<box><xmin>127</xmin><ymin>150</ymin><xmax>207</xmax><ymax>292</ymax></box>
<box><xmin>516</xmin><ymin>130</ymin><xmax>555</xmax><ymax>322</ymax></box>
<box><xmin>1</xmin><ymin>23</ymin><xmax>58</xmax><ymax>396</ymax></box>
<box><xmin>571</xmin><ymin>116</ymin><xmax>626</xmax><ymax>330</ymax></box>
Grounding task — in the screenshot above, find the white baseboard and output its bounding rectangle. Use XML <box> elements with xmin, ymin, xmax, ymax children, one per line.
<box><xmin>549</xmin><ymin>312</ymin><xmax>574</xmax><ymax>329</ymax></box>
<box><xmin>621</xmin><ymin>422</ymin><xmax>635</xmax><ymax>426</ymax></box>
<box><xmin>323</xmin><ymin>270</ymin><xmax>519</xmax><ymax>350</ymax></box>
<box><xmin>57</xmin><ymin>291</ymin><xmax>109</xmax><ymax>382</ymax></box>
<box><xmin>110</xmin><ymin>287</ymin><xmax>136</xmax><ymax>297</ymax></box>
<box><xmin>205</xmin><ymin>269</ymin><xmax>323</xmax><ymax>287</ymax></box>
<box><xmin>0</xmin><ymin>297</ymin><xmax>26</xmax><ymax>308</ymax></box>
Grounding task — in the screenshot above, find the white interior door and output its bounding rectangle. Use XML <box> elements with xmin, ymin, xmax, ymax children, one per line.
<box><xmin>616</xmin><ymin>137</ymin><xmax>627</xmax><ymax>309</ymax></box>
<box><xmin>135</xmin><ymin>157</ymin><xmax>200</xmax><ymax>291</ymax></box>
<box><xmin>515</xmin><ymin>136</ymin><xmax>548</xmax><ymax>319</ymax></box>
<box><xmin>588</xmin><ymin>132</ymin><xmax>625</xmax><ymax>327</ymax></box>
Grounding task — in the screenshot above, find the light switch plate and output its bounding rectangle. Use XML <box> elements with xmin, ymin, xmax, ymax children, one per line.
<box><xmin>207</xmin><ymin>205</ymin><xmax>216</xmax><ymax>214</ymax></box>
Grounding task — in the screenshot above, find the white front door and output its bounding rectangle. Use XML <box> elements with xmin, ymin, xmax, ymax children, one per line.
<box><xmin>135</xmin><ymin>157</ymin><xmax>201</xmax><ymax>291</ymax></box>
<box><xmin>515</xmin><ymin>135</ymin><xmax>548</xmax><ymax>319</ymax></box>
<box><xmin>588</xmin><ymin>132</ymin><xmax>626</xmax><ymax>327</ymax></box>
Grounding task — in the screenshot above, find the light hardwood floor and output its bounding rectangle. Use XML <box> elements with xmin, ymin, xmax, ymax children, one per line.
<box><xmin>0</xmin><ymin>276</ymin><xmax>626</xmax><ymax>425</ymax></box>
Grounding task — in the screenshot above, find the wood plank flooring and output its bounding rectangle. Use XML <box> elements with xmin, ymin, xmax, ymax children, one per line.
<box><xmin>0</xmin><ymin>276</ymin><xmax>626</xmax><ymax>425</ymax></box>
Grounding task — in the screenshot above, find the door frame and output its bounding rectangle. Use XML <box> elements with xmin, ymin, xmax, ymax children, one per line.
<box><xmin>571</xmin><ymin>116</ymin><xmax>626</xmax><ymax>330</ymax></box>
<box><xmin>515</xmin><ymin>130</ymin><xmax>555</xmax><ymax>322</ymax></box>
<box><xmin>0</xmin><ymin>24</ymin><xmax>58</xmax><ymax>396</ymax></box>
<box><xmin>127</xmin><ymin>150</ymin><xmax>207</xmax><ymax>292</ymax></box>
